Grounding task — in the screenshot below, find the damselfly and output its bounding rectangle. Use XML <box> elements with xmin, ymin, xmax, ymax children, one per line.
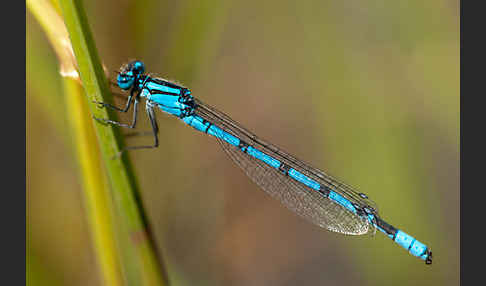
<box><xmin>94</xmin><ymin>60</ymin><xmax>432</xmax><ymax>264</ymax></box>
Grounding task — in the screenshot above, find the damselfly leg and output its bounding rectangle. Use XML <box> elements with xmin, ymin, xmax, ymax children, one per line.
<box><xmin>94</xmin><ymin>92</ymin><xmax>160</xmax><ymax>157</ymax></box>
<box><xmin>93</xmin><ymin>97</ymin><xmax>139</xmax><ymax>129</ymax></box>
<box><xmin>111</xmin><ymin>103</ymin><xmax>160</xmax><ymax>158</ymax></box>
<box><xmin>93</xmin><ymin>88</ymin><xmax>136</xmax><ymax>113</ymax></box>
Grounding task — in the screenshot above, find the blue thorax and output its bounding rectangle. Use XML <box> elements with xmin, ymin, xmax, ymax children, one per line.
<box><xmin>116</xmin><ymin>60</ymin><xmax>194</xmax><ymax>118</ymax></box>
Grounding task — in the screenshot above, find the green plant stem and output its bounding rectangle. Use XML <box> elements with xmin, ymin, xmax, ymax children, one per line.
<box><xmin>28</xmin><ymin>1</ymin><xmax>125</xmax><ymax>285</ymax></box>
<box><xmin>63</xmin><ymin>77</ymin><xmax>123</xmax><ymax>286</ymax></box>
<box><xmin>58</xmin><ymin>0</ymin><xmax>166</xmax><ymax>285</ymax></box>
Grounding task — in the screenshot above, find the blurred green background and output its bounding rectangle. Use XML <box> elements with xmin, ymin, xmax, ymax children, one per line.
<box><xmin>27</xmin><ymin>0</ymin><xmax>459</xmax><ymax>285</ymax></box>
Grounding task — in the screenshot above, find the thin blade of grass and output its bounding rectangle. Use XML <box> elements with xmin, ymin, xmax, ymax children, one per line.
<box><xmin>28</xmin><ymin>0</ymin><xmax>168</xmax><ymax>285</ymax></box>
<box><xmin>27</xmin><ymin>1</ymin><xmax>125</xmax><ymax>285</ymax></box>
<box><xmin>63</xmin><ymin>77</ymin><xmax>124</xmax><ymax>286</ymax></box>
<box><xmin>58</xmin><ymin>0</ymin><xmax>167</xmax><ymax>285</ymax></box>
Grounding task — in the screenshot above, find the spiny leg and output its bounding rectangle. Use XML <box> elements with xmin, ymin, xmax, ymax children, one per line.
<box><xmin>93</xmin><ymin>89</ymin><xmax>136</xmax><ymax>112</ymax></box>
<box><xmin>112</xmin><ymin>103</ymin><xmax>159</xmax><ymax>158</ymax></box>
<box><xmin>94</xmin><ymin>97</ymin><xmax>140</xmax><ymax>129</ymax></box>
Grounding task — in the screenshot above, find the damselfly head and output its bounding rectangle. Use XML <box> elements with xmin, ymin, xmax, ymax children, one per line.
<box><xmin>128</xmin><ymin>60</ymin><xmax>145</xmax><ymax>74</ymax></box>
<box><xmin>117</xmin><ymin>60</ymin><xmax>145</xmax><ymax>90</ymax></box>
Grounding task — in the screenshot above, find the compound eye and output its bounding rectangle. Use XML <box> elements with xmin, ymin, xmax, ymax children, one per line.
<box><xmin>133</xmin><ymin>61</ymin><xmax>145</xmax><ymax>73</ymax></box>
<box><xmin>117</xmin><ymin>74</ymin><xmax>134</xmax><ymax>90</ymax></box>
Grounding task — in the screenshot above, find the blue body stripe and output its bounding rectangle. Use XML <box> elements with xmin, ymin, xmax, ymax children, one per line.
<box><xmin>409</xmin><ymin>239</ymin><xmax>429</xmax><ymax>259</ymax></box>
<box><xmin>183</xmin><ymin>115</ymin><xmax>210</xmax><ymax>132</ymax></box>
<box><xmin>207</xmin><ymin>125</ymin><xmax>240</xmax><ymax>146</ymax></box>
<box><xmin>288</xmin><ymin>168</ymin><xmax>321</xmax><ymax>191</ymax></box>
<box><xmin>147</xmin><ymin>93</ymin><xmax>181</xmax><ymax>107</ymax></box>
<box><xmin>328</xmin><ymin>191</ymin><xmax>357</xmax><ymax>214</ymax></box>
<box><xmin>246</xmin><ymin>146</ymin><xmax>281</xmax><ymax>169</ymax></box>
<box><xmin>394</xmin><ymin>230</ymin><xmax>428</xmax><ymax>259</ymax></box>
<box><xmin>145</xmin><ymin>90</ymin><xmax>186</xmax><ymax>117</ymax></box>
<box><xmin>394</xmin><ymin>230</ymin><xmax>414</xmax><ymax>250</ymax></box>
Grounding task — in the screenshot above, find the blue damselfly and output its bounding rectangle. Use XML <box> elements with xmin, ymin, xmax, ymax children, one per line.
<box><xmin>94</xmin><ymin>60</ymin><xmax>432</xmax><ymax>264</ymax></box>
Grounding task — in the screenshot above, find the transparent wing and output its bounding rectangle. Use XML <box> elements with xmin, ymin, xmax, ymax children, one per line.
<box><xmin>193</xmin><ymin>99</ymin><xmax>376</xmax><ymax>235</ymax></box>
<box><xmin>194</xmin><ymin>99</ymin><xmax>379</xmax><ymax>213</ymax></box>
<box><xmin>216</xmin><ymin>138</ymin><xmax>370</xmax><ymax>235</ymax></box>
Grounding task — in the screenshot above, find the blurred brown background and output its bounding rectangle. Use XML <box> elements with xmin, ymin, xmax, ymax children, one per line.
<box><xmin>27</xmin><ymin>0</ymin><xmax>459</xmax><ymax>285</ymax></box>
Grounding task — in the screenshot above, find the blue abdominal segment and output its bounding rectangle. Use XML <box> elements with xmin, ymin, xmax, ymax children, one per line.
<box><xmin>287</xmin><ymin>168</ymin><xmax>321</xmax><ymax>191</ymax></box>
<box><xmin>328</xmin><ymin>191</ymin><xmax>357</xmax><ymax>214</ymax></box>
<box><xmin>183</xmin><ymin>115</ymin><xmax>240</xmax><ymax>146</ymax></box>
<box><xmin>246</xmin><ymin>146</ymin><xmax>281</xmax><ymax>169</ymax></box>
<box><xmin>207</xmin><ymin>124</ymin><xmax>240</xmax><ymax>146</ymax></box>
<box><xmin>183</xmin><ymin>115</ymin><xmax>210</xmax><ymax>132</ymax></box>
<box><xmin>374</xmin><ymin>216</ymin><xmax>432</xmax><ymax>263</ymax></box>
<box><xmin>394</xmin><ymin>230</ymin><xmax>430</xmax><ymax>260</ymax></box>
